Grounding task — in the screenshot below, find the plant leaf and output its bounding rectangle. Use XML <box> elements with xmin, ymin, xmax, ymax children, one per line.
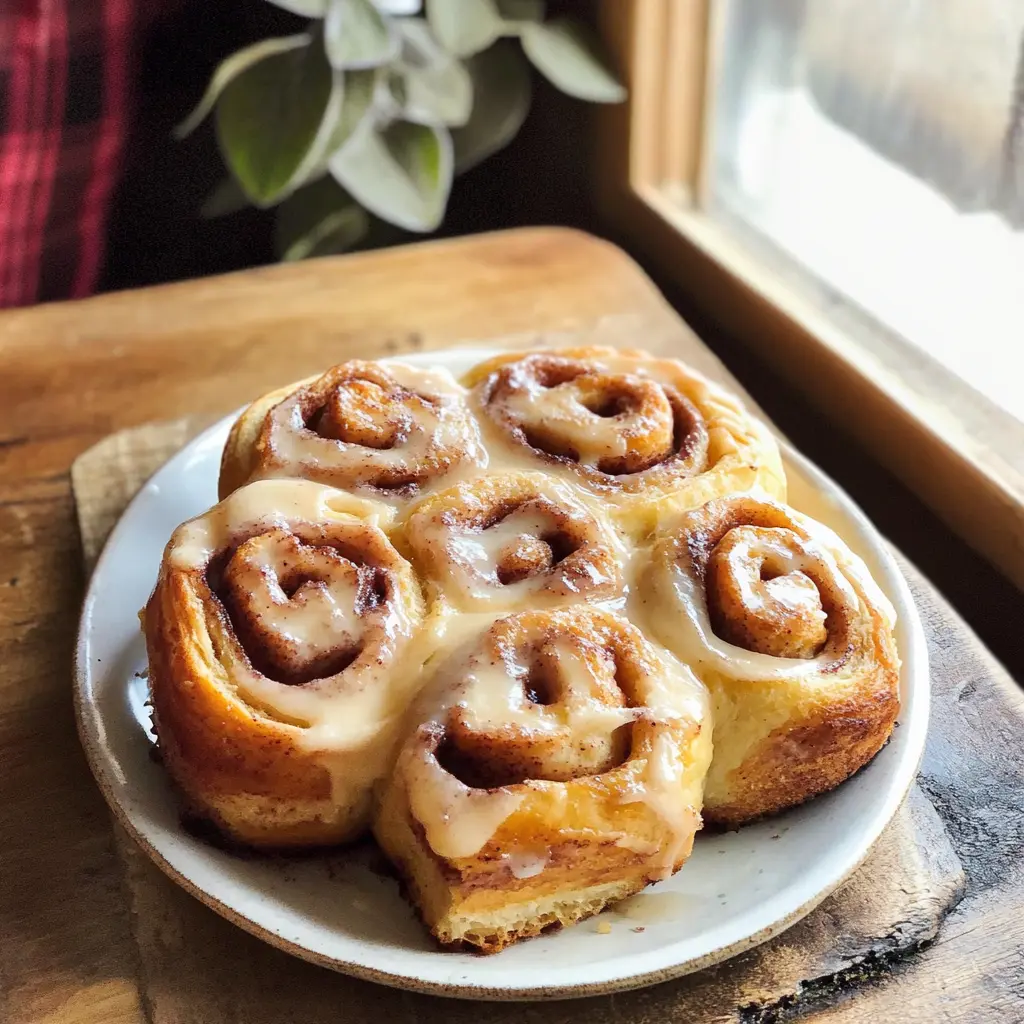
<box><xmin>496</xmin><ymin>0</ymin><xmax>544</xmax><ymax>22</ymax></box>
<box><xmin>374</xmin><ymin>0</ymin><xmax>421</xmax><ymax>12</ymax></box>
<box><xmin>275</xmin><ymin>177</ymin><xmax>369</xmax><ymax>260</ymax></box>
<box><xmin>326</xmin><ymin>68</ymin><xmax>380</xmax><ymax>152</ymax></box>
<box><xmin>265</xmin><ymin>0</ymin><xmax>329</xmax><ymax>15</ymax></box>
<box><xmin>451</xmin><ymin>40</ymin><xmax>531</xmax><ymax>172</ymax></box>
<box><xmin>426</xmin><ymin>0</ymin><xmax>504</xmax><ymax>58</ymax></box>
<box><xmin>291</xmin><ymin>66</ymin><xmax>379</xmax><ymax>188</ymax></box>
<box><xmin>330</xmin><ymin>119</ymin><xmax>452</xmax><ymax>231</ymax></box>
<box><xmin>394</xmin><ymin>20</ymin><xmax>472</xmax><ymax>127</ymax></box>
<box><xmin>325</xmin><ymin>0</ymin><xmax>398</xmax><ymax>70</ymax></box>
<box><xmin>400</xmin><ymin>62</ymin><xmax>472</xmax><ymax>126</ymax></box>
<box><xmin>394</xmin><ymin>16</ymin><xmax>445</xmax><ymax>67</ymax></box>
<box><xmin>174</xmin><ymin>34</ymin><xmax>310</xmax><ymax>139</ymax></box>
<box><xmin>200</xmin><ymin>177</ymin><xmax>251</xmax><ymax>218</ymax></box>
<box><xmin>216</xmin><ymin>37</ymin><xmax>334</xmax><ymax>206</ymax></box>
<box><xmin>520</xmin><ymin>18</ymin><xmax>626</xmax><ymax>103</ymax></box>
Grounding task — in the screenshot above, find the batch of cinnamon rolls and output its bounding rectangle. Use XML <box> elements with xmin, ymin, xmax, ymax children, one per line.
<box><xmin>144</xmin><ymin>347</ymin><xmax>900</xmax><ymax>953</ymax></box>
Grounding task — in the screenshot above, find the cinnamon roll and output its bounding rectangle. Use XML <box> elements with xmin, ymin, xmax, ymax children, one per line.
<box><xmin>400</xmin><ymin>472</ymin><xmax>625</xmax><ymax>613</ymax></box>
<box><xmin>645</xmin><ymin>495</ymin><xmax>900</xmax><ymax>827</ymax></box>
<box><xmin>373</xmin><ymin>608</ymin><xmax>712</xmax><ymax>952</ymax></box>
<box><xmin>464</xmin><ymin>347</ymin><xmax>785</xmax><ymax>533</ymax></box>
<box><xmin>144</xmin><ymin>479</ymin><xmax>427</xmax><ymax>847</ymax></box>
<box><xmin>218</xmin><ymin>360</ymin><xmax>485</xmax><ymax>502</ymax></box>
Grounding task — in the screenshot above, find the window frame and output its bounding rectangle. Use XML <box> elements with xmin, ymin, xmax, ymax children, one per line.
<box><xmin>595</xmin><ymin>0</ymin><xmax>1024</xmax><ymax>589</ymax></box>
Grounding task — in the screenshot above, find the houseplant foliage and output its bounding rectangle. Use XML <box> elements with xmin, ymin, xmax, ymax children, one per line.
<box><xmin>179</xmin><ymin>0</ymin><xmax>626</xmax><ymax>260</ymax></box>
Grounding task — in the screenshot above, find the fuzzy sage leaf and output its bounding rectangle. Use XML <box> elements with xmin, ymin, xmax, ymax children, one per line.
<box><xmin>452</xmin><ymin>40</ymin><xmax>531</xmax><ymax>172</ymax></box>
<box><xmin>395</xmin><ymin>19</ymin><xmax>472</xmax><ymax>127</ymax></box>
<box><xmin>200</xmin><ymin>177</ymin><xmax>251</xmax><ymax>218</ymax></box>
<box><xmin>264</xmin><ymin>0</ymin><xmax>329</xmax><ymax>15</ymax></box>
<box><xmin>520</xmin><ymin>18</ymin><xmax>625</xmax><ymax>103</ymax></box>
<box><xmin>216</xmin><ymin>36</ymin><xmax>333</xmax><ymax>206</ymax></box>
<box><xmin>275</xmin><ymin>176</ymin><xmax>369</xmax><ymax>260</ymax></box>
<box><xmin>174</xmin><ymin>34</ymin><xmax>310</xmax><ymax>139</ymax></box>
<box><xmin>325</xmin><ymin>0</ymin><xmax>399</xmax><ymax>69</ymax></box>
<box><xmin>496</xmin><ymin>0</ymin><xmax>544</xmax><ymax>22</ymax></box>
<box><xmin>426</xmin><ymin>0</ymin><xmax>504</xmax><ymax>58</ymax></box>
<box><xmin>330</xmin><ymin>119</ymin><xmax>452</xmax><ymax>231</ymax></box>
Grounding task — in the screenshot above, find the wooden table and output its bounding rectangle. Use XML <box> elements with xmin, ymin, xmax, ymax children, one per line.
<box><xmin>1</xmin><ymin>228</ymin><xmax>1022</xmax><ymax>1023</ymax></box>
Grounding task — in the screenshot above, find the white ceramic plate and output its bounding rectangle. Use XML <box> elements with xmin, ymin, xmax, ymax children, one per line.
<box><xmin>74</xmin><ymin>348</ymin><xmax>929</xmax><ymax>1000</ymax></box>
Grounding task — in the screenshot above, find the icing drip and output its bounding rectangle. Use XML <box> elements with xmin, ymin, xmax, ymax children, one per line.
<box><xmin>163</xmin><ymin>479</ymin><xmax>424</xmax><ymax>752</ymax></box>
<box><xmin>255</xmin><ymin>361</ymin><xmax>486</xmax><ymax>498</ymax></box>
<box><xmin>651</xmin><ymin>497</ymin><xmax>884</xmax><ymax>681</ymax></box>
<box><xmin>403</xmin><ymin>473</ymin><xmax>626</xmax><ymax>612</ymax></box>
<box><xmin>397</xmin><ymin>609</ymin><xmax>710</xmax><ymax>863</ymax></box>
<box><xmin>474</xmin><ymin>351</ymin><xmax>712</xmax><ymax>489</ymax></box>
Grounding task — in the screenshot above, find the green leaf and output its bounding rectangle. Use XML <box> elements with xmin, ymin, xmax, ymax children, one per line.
<box><xmin>496</xmin><ymin>0</ymin><xmax>544</xmax><ymax>21</ymax></box>
<box><xmin>325</xmin><ymin>68</ymin><xmax>380</xmax><ymax>152</ymax></box>
<box><xmin>200</xmin><ymin>177</ymin><xmax>251</xmax><ymax>218</ymax></box>
<box><xmin>451</xmin><ymin>40</ymin><xmax>531</xmax><ymax>172</ymax></box>
<box><xmin>427</xmin><ymin>0</ymin><xmax>504</xmax><ymax>57</ymax></box>
<box><xmin>325</xmin><ymin>0</ymin><xmax>398</xmax><ymax>70</ymax></box>
<box><xmin>400</xmin><ymin>62</ymin><xmax>472</xmax><ymax>126</ymax></box>
<box><xmin>520</xmin><ymin>18</ymin><xmax>626</xmax><ymax>103</ymax></box>
<box><xmin>216</xmin><ymin>37</ymin><xmax>334</xmax><ymax>206</ymax></box>
<box><xmin>290</xmin><ymin>67</ymin><xmax>379</xmax><ymax>187</ymax></box>
<box><xmin>265</xmin><ymin>0</ymin><xmax>330</xmax><ymax>15</ymax></box>
<box><xmin>274</xmin><ymin>178</ymin><xmax>369</xmax><ymax>260</ymax></box>
<box><xmin>174</xmin><ymin>34</ymin><xmax>310</xmax><ymax>139</ymax></box>
<box><xmin>394</xmin><ymin>20</ymin><xmax>472</xmax><ymax>127</ymax></box>
<box><xmin>330</xmin><ymin>119</ymin><xmax>453</xmax><ymax>231</ymax></box>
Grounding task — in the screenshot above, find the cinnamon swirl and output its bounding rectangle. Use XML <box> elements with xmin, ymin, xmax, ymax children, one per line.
<box><xmin>463</xmin><ymin>347</ymin><xmax>785</xmax><ymax>533</ymax></box>
<box><xmin>144</xmin><ymin>479</ymin><xmax>427</xmax><ymax>847</ymax></box>
<box><xmin>218</xmin><ymin>360</ymin><xmax>485</xmax><ymax>502</ymax></box>
<box><xmin>644</xmin><ymin>495</ymin><xmax>900</xmax><ymax>826</ymax></box>
<box><xmin>373</xmin><ymin>607</ymin><xmax>712</xmax><ymax>952</ymax></box>
<box><xmin>400</xmin><ymin>471</ymin><xmax>625</xmax><ymax>613</ymax></box>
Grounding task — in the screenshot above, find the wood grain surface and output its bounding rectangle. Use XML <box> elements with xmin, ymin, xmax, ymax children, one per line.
<box><xmin>1</xmin><ymin>228</ymin><xmax>1022</xmax><ymax>1023</ymax></box>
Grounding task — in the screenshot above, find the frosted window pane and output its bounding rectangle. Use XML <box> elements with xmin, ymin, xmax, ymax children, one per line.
<box><xmin>709</xmin><ymin>0</ymin><xmax>1024</xmax><ymax>420</ymax></box>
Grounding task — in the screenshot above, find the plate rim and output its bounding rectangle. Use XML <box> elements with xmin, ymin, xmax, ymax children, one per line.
<box><xmin>73</xmin><ymin>348</ymin><xmax>930</xmax><ymax>1001</ymax></box>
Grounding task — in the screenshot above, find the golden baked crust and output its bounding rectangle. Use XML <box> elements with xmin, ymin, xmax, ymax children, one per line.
<box><xmin>463</xmin><ymin>346</ymin><xmax>786</xmax><ymax>534</ymax></box>
<box><xmin>145</xmin><ymin>480</ymin><xmax>427</xmax><ymax>847</ymax></box>
<box><xmin>218</xmin><ymin>361</ymin><xmax>484</xmax><ymax>501</ymax></box>
<box><xmin>373</xmin><ymin>608</ymin><xmax>713</xmax><ymax>952</ymax></box>
<box><xmin>645</xmin><ymin>494</ymin><xmax>900</xmax><ymax>826</ymax></box>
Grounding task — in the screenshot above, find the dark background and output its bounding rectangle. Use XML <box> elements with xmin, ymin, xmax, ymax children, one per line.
<box><xmin>101</xmin><ymin>0</ymin><xmax>596</xmax><ymax>291</ymax></box>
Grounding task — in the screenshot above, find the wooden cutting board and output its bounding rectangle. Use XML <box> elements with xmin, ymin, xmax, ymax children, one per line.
<box><xmin>71</xmin><ymin>414</ymin><xmax>961</xmax><ymax>1023</ymax></box>
<box><xmin>2</xmin><ymin>228</ymin><xmax>1022</xmax><ymax>1024</ymax></box>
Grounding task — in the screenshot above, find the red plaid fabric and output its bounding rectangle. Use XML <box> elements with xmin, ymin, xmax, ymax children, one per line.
<box><xmin>0</xmin><ymin>0</ymin><xmax>140</xmax><ymax>307</ymax></box>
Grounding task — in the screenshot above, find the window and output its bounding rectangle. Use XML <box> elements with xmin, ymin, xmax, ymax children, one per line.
<box><xmin>709</xmin><ymin>0</ymin><xmax>1024</xmax><ymax>421</ymax></box>
<box><xmin>597</xmin><ymin>0</ymin><xmax>1024</xmax><ymax>588</ymax></box>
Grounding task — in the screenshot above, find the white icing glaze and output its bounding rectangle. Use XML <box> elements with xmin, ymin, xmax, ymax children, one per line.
<box><xmin>619</xmin><ymin>729</ymin><xmax>701</xmax><ymax>879</ymax></box>
<box><xmin>657</xmin><ymin>529</ymin><xmax>866</xmax><ymax>682</ymax></box>
<box><xmin>715</xmin><ymin>528</ymin><xmax>829</xmax><ymax>641</ymax></box>
<box><xmin>456</xmin><ymin>632</ymin><xmax>641</xmax><ymax>738</ymax></box>
<box><xmin>165</xmin><ymin>479</ymin><xmax>423</xmax><ymax>754</ymax></box>
<box><xmin>256</xmin><ymin>362</ymin><xmax>487</xmax><ymax>501</ymax></box>
<box><xmin>504</xmin><ymin>849</ymin><xmax>548</xmax><ymax>879</ymax></box>
<box><xmin>169</xmin><ymin>479</ymin><xmax>392</xmax><ymax>571</ymax></box>
<box><xmin>226</xmin><ymin>531</ymin><xmax>364</xmax><ymax>666</ymax></box>
<box><xmin>399</xmin><ymin>611</ymin><xmax>710</xmax><ymax>863</ymax></box>
<box><xmin>404</xmin><ymin>734</ymin><xmax>524</xmax><ymax>860</ymax></box>
<box><xmin>406</xmin><ymin>474</ymin><xmax>630</xmax><ymax>613</ymax></box>
<box><xmin>501</xmin><ymin>384</ymin><xmax>634</xmax><ymax>465</ymax></box>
